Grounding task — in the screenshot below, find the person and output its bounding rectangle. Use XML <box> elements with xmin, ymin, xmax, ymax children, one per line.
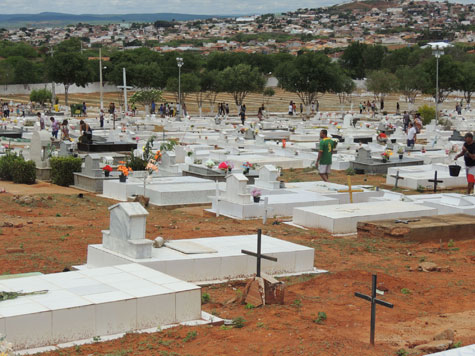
<box><xmin>240</xmin><ymin>110</ymin><xmax>246</xmax><ymax>125</ymax></box>
<box><xmin>109</xmin><ymin>102</ymin><xmax>115</xmax><ymax>120</ymax></box>
<box><xmin>151</xmin><ymin>100</ymin><xmax>156</xmax><ymax>114</ymax></box>
<box><xmin>414</xmin><ymin>113</ymin><xmax>423</xmax><ymax>133</ymax></box>
<box><xmin>99</xmin><ymin>109</ymin><xmax>104</xmax><ymax>128</ymax></box>
<box><xmin>396</xmin><ymin>102</ymin><xmax>400</xmax><ymax>114</ymax></box>
<box><xmin>50</xmin><ymin>117</ymin><xmax>59</xmax><ymax>139</ymax></box>
<box><xmin>37</xmin><ymin>112</ymin><xmax>45</xmax><ymax>130</ymax></box>
<box><xmin>225</xmin><ymin>103</ymin><xmax>229</xmax><ymax>115</ymax></box>
<box><xmin>300</xmin><ymin>103</ymin><xmax>303</xmax><ymax>114</ymax></box>
<box><xmin>257</xmin><ymin>107</ymin><xmax>263</xmax><ymax>121</ymax></box>
<box><xmin>82</xmin><ymin>102</ymin><xmax>87</xmax><ymax>116</ymax></box>
<box><xmin>380</xmin><ymin>98</ymin><xmax>384</xmax><ymax>111</ymax></box>
<box><xmin>403</xmin><ymin>111</ymin><xmax>410</xmax><ymax>132</ymax></box>
<box><xmin>454</xmin><ymin>132</ymin><xmax>475</xmax><ymax>195</ymax></box>
<box><xmin>407</xmin><ymin>122</ymin><xmax>417</xmax><ymax>148</ymax></box>
<box><xmin>316</xmin><ymin>100</ymin><xmax>319</xmax><ymax>112</ymax></box>
<box><xmin>311</xmin><ymin>101</ymin><xmax>315</xmax><ymax>113</ymax></box>
<box><xmin>316</xmin><ymin>129</ymin><xmax>337</xmax><ymax>182</ymax></box>
<box><xmin>79</xmin><ymin>120</ymin><xmax>92</xmax><ymax>143</ymax></box>
<box><xmin>359</xmin><ymin>102</ymin><xmax>363</xmax><ymax>114</ymax></box>
<box><xmin>61</xmin><ymin>120</ymin><xmax>70</xmax><ymax>141</ymax></box>
<box><xmin>288</xmin><ymin>101</ymin><xmax>293</xmax><ymax>115</ymax></box>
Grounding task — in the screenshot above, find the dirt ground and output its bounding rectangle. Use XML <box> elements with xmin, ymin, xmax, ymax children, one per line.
<box><xmin>0</xmin><ymin>169</ymin><xmax>474</xmax><ymax>356</ymax></box>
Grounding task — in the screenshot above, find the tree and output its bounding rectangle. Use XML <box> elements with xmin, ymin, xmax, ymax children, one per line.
<box><xmin>219</xmin><ymin>64</ymin><xmax>265</xmax><ymax>110</ymax></box>
<box><xmin>275</xmin><ymin>52</ymin><xmax>341</xmax><ymax>114</ymax></box>
<box><xmin>46</xmin><ymin>50</ymin><xmax>92</xmax><ymax>107</ymax></box>
<box><xmin>262</xmin><ymin>87</ymin><xmax>275</xmax><ymax>111</ymax></box>
<box><xmin>455</xmin><ymin>60</ymin><xmax>475</xmax><ymax>105</ymax></box>
<box><xmin>166</xmin><ymin>72</ymin><xmax>200</xmax><ymax>105</ymax></box>
<box><xmin>332</xmin><ymin>70</ymin><xmax>356</xmax><ymax>114</ymax></box>
<box><xmin>395</xmin><ymin>65</ymin><xmax>430</xmax><ymax>107</ymax></box>
<box><xmin>419</xmin><ymin>55</ymin><xmax>460</xmax><ymax>103</ymax></box>
<box><xmin>30</xmin><ymin>89</ymin><xmax>52</xmax><ymax>107</ymax></box>
<box><xmin>366</xmin><ymin>70</ymin><xmax>398</xmax><ymax>100</ymax></box>
<box><xmin>130</xmin><ymin>89</ymin><xmax>163</xmax><ymax>109</ymax></box>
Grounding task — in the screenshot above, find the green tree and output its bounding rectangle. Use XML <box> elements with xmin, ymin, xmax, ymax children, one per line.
<box><xmin>46</xmin><ymin>42</ymin><xmax>92</xmax><ymax>107</ymax></box>
<box><xmin>275</xmin><ymin>52</ymin><xmax>341</xmax><ymax>114</ymax></box>
<box><xmin>455</xmin><ymin>60</ymin><xmax>475</xmax><ymax>105</ymax></box>
<box><xmin>30</xmin><ymin>89</ymin><xmax>52</xmax><ymax>107</ymax></box>
<box><xmin>419</xmin><ymin>55</ymin><xmax>460</xmax><ymax>103</ymax></box>
<box><xmin>219</xmin><ymin>64</ymin><xmax>265</xmax><ymax>109</ymax></box>
<box><xmin>166</xmin><ymin>72</ymin><xmax>200</xmax><ymax>105</ymax></box>
<box><xmin>130</xmin><ymin>89</ymin><xmax>163</xmax><ymax>109</ymax></box>
<box><xmin>396</xmin><ymin>65</ymin><xmax>430</xmax><ymax>106</ymax></box>
<box><xmin>366</xmin><ymin>70</ymin><xmax>399</xmax><ymax>100</ymax></box>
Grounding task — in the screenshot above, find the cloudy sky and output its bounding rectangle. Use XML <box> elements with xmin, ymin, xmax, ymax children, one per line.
<box><xmin>0</xmin><ymin>0</ymin><xmax>472</xmax><ymax>15</ymax></box>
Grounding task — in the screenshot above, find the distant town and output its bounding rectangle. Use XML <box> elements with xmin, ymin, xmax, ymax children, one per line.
<box><xmin>1</xmin><ymin>0</ymin><xmax>474</xmax><ymax>55</ymax></box>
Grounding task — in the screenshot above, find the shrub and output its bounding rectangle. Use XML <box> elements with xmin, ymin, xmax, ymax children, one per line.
<box><xmin>12</xmin><ymin>160</ymin><xmax>36</xmax><ymax>185</ymax></box>
<box><xmin>0</xmin><ymin>153</ymin><xmax>24</xmax><ymax>181</ymax></box>
<box><xmin>126</xmin><ymin>154</ymin><xmax>147</xmax><ymax>171</ymax></box>
<box><xmin>50</xmin><ymin>157</ymin><xmax>82</xmax><ymax>186</ymax></box>
<box><xmin>418</xmin><ymin>104</ymin><xmax>436</xmax><ymax>125</ymax></box>
<box><xmin>30</xmin><ymin>89</ymin><xmax>52</xmax><ymax>107</ymax></box>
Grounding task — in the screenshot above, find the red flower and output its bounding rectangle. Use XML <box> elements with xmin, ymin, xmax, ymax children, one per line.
<box><xmin>102</xmin><ymin>165</ymin><xmax>113</xmax><ymax>172</ymax></box>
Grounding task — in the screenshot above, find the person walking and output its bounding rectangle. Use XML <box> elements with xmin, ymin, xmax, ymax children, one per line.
<box><xmin>316</xmin><ymin>129</ymin><xmax>337</xmax><ymax>182</ymax></box>
<box><xmin>240</xmin><ymin>109</ymin><xmax>246</xmax><ymax>125</ymax></box>
<box><xmin>288</xmin><ymin>101</ymin><xmax>293</xmax><ymax>115</ymax></box>
<box><xmin>82</xmin><ymin>102</ymin><xmax>87</xmax><ymax>116</ymax></box>
<box><xmin>454</xmin><ymin>132</ymin><xmax>475</xmax><ymax>195</ymax></box>
<box><xmin>99</xmin><ymin>109</ymin><xmax>105</xmax><ymax>128</ymax></box>
<box><xmin>50</xmin><ymin>117</ymin><xmax>59</xmax><ymax>139</ymax></box>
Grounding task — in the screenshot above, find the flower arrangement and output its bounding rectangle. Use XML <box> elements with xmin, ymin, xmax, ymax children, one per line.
<box><xmin>102</xmin><ymin>165</ymin><xmax>113</xmax><ymax>173</ymax></box>
<box><xmin>218</xmin><ymin>161</ymin><xmax>234</xmax><ymax>171</ymax></box>
<box><xmin>205</xmin><ymin>159</ymin><xmax>215</xmax><ymax>168</ymax></box>
<box><xmin>381</xmin><ymin>152</ymin><xmax>390</xmax><ymax>160</ymax></box>
<box><xmin>117</xmin><ymin>162</ymin><xmax>133</xmax><ymax>177</ymax></box>
<box><xmin>251</xmin><ymin>188</ymin><xmax>262</xmax><ymax>198</ymax></box>
<box><xmin>154</xmin><ymin>150</ymin><xmax>162</xmax><ymax>162</ymax></box>
<box><xmin>243</xmin><ymin>162</ymin><xmax>257</xmax><ymax>170</ymax></box>
<box><xmin>397</xmin><ymin>147</ymin><xmax>404</xmax><ymax>154</ymax></box>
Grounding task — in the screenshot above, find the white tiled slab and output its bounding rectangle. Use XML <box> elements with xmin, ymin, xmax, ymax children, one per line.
<box><xmin>86</xmin><ymin>234</ymin><xmax>316</xmax><ymax>282</ymax></box>
<box><xmin>0</xmin><ymin>264</ymin><xmax>201</xmax><ymax>350</ymax></box>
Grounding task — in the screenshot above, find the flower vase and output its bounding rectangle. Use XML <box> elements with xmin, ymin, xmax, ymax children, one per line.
<box><xmin>244</xmin><ymin>168</ymin><xmax>250</xmax><ymax>175</ymax></box>
<box><xmin>228</xmin><ymin>168</ymin><xmax>232</xmax><ymax>173</ymax></box>
<box><xmin>382</xmin><ymin>158</ymin><xmax>387</xmax><ymax>163</ymax></box>
<box><xmin>104</xmin><ymin>171</ymin><xmax>110</xmax><ymax>177</ymax></box>
<box><xmin>399</xmin><ymin>154</ymin><xmax>403</xmax><ymax>160</ymax></box>
<box><xmin>119</xmin><ymin>174</ymin><xmax>127</xmax><ymax>183</ymax></box>
<box><xmin>253</xmin><ymin>196</ymin><xmax>261</xmax><ymax>203</ymax></box>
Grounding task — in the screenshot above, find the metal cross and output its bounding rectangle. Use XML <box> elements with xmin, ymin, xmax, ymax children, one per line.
<box><xmin>241</xmin><ymin>229</ymin><xmax>278</xmax><ymax>277</ymax></box>
<box><xmin>390</xmin><ymin>171</ymin><xmax>404</xmax><ymax>189</ymax></box>
<box><xmin>428</xmin><ymin>170</ymin><xmax>443</xmax><ymax>193</ymax></box>
<box><xmin>355</xmin><ymin>274</ymin><xmax>394</xmax><ymax>346</ymax></box>
<box><xmin>338</xmin><ymin>176</ymin><xmax>364</xmax><ymax>203</ymax></box>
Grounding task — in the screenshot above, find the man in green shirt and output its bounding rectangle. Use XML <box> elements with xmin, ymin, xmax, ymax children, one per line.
<box><xmin>316</xmin><ymin>129</ymin><xmax>337</xmax><ymax>182</ymax></box>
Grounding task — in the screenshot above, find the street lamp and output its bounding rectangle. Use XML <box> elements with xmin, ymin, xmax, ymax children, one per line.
<box><xmin>432</xmin><ymin>45</ymin><xmax>444</xmax><ymax>124</ymax></box>
<box><xmin>176</xmin><ymin>57</ymin><xmax>184</xmax><ymax>120</ymax></box>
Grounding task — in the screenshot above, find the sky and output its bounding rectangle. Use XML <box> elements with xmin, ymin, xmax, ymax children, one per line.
<box><xmin>0</xmin><ymin>0</ymin><xmax>472</xmax><ymax>15</ymax></box>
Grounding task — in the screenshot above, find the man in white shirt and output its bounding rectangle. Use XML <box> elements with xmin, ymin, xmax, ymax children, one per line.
<box><xmin>407</xmin><ymin>122</ymin><xmax>417</xmax><ymax>147</ymax></box>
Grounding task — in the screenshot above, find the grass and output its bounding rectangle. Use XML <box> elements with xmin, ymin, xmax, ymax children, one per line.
<box><xmin>183</xmin><ymin>331</ymin><xmax>197</xmax><ymax>343</ymax></box>
<box><xmin>232</xmin><ymin>317</ymin><xmax>246</xmax><ymax>328</ymax></box>
<box><xmin>314</xmin><ymin>312</ymin><xmax>327</xmax><ymax>324</ymax></box>
<box><xmin>401</xmin><ymin>288</ymin><xmax>411</xmax><ymax>295</ymax></box>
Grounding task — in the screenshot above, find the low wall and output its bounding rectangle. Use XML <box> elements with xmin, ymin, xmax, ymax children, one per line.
<box><xmin>0</xmin><ymin>82</ymin><xmax>120</xmax><ymax>96</ymax></box>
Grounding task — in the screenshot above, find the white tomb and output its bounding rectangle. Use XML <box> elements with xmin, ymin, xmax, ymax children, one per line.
<box><xmin>292</xmin><ymin>201</ymin><xmax>438</xmax><ymax>234</ymax></box>
<box><xmin>30</xmin><ymin>131</ymin><xmax>52</xmax><ymax>169</ymax></box>
<box><xmin>102</xmin><ymin>203</ymin><xmax>153</xmax><ymax>259</ymax></box>
<box><xmin>254</xmin><ymin>165</ymin><xmax>281</xmax><ymax>190</ymax></box>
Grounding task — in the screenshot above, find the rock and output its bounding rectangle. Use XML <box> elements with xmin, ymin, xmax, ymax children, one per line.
<box><xmin>377</xmin><ymin>284</ymin><xmax>389</xmax><ymax>292</ymax></box>
<box><xmin>434</xmin><ymin>329</ymin><xmax>455</xmax><ymax>341</ymax></box>
<box><xmin>418</xmin><ymin>262</ymin><xmax>438</xmax><ymax>272</ymax></box>
<box><xmin>414</xmin><ymin>340</ymin><xmax>452</xmax><ymax>353</ymax></box>
<box><xmin>153</xmin><ymin>236</ymin><xmax>165</xmax><ymax>248</ymax></box>
<box><xmin>27</xmin><ymin>221</ymin><xmax>33</xmax><ymax>224</ymax></box>
<box><xmin>13</xmin><ymin>224</ymin><xmax>23</xmax><ymax>228</ymax></box>
<box><xmin>2</xmin><ymin>222</ymin><xmax>13</xmax><ymax>228</ymax></box>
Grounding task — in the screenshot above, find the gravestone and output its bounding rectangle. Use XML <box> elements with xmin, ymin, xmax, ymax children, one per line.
<box><xmin>254</xmin><ymin>165</ymin><xmax>281</xmax><ymax>190</ymax></box>
<box><xmin>225</xmin><ymin>173</ymin><xmax>251</xmax><ymax>204</ymax></box>
<box><xmin>102</xmin><ymin>202</ymin><xmax>153</xmax><ymax>259</ymax></box>
<box><xmin>449</xmin><ymin>130</ymin><xmax>464</xmax><ymax>141</ymax></box>
<box><xmin>30</xmin><ymin>131</ymin><xmax>51</xmax><ymax>169</ymax></box>
<box><xmin>175</xmin><ymin>145</ymin><xmax>186</xmax><ymax>163</ymax></box>
<box><xmin>59</xmin><ymin>141</ymin><xmax>74</xmax><ymax>157</ymax></box>
<box><xmin>343</xmin><ymin>114</ymin><xmax>353</xmax><ymax>128</ymax></box>
<box><xmin>355</xmin><ymin>147</ymin><xmax>372</xmax><ymax>163</ymax></box>
<box><xmin>83</xmin><ymin>154</ymin><xmax>103</xmax><ymax>178</ymax></box>
<box><xmin>161</xmin><ymin>151</ymin><xmax>176</xmax><ymax>168</ymax></box>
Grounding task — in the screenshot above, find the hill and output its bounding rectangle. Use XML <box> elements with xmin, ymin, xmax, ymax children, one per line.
<box><xmin>0</xmin><ymin>12</ymin><xmax>223</xmax><ymax>28</ymax></box>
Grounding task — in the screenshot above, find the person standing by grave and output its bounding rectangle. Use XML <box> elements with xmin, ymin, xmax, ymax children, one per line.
<box><xmin>99</xmin><ymin>109</ymin><xmax>105</xmax><ymax>128</ymax></box>
<box><xmin>454</xmin><ymin>132</ymin><xmax>475</xmax><ymax>195</ymax></box>
<box><xmin>37</xmin><ymin>112</ymin><xmax>45</xmax><ymax>130</ymax></box>
<box><xmin>396</xmin><ymin>102</ymin><xmax>400</xmax><ymax>114</ymax></box>
<box><xmin>82</xmin><ymin>102</ymin><xmax>87</xmax><ymax>116</ymax></box>
<box><xmin>151</xmin><ymin>100</ymin><xmax>156</xmax><ymax>114</ymax></box>
<box><xmin>316</xmin><ymin>129</ymin><xmax>337</xmax><ymax>182</ymax></box>
<box><xmin>300</xmin><ymin>103</ymin><xmax>303</xmax><ymax>114</ymax></box>
<box><xmin>359</xmin><ymin>102</ymin><xmax>363</xmax><ymax>114</ymax></box>
<box><xmin>403</xmin><ymin>111</ymin><xmax>410</xmax><ymax>132</ymax></box>
<box><xmin>407</xmin><ymin>122</ymin><xmax>417</xmax><ymax>148</ymax></box>
<box><xmin>79</xmin><ymin>120</ymin><xmax>93</xmax><ymax>143</ymax></box>
<box><xmin>60</xmin><ymin>120</ymin><xmax>70</xmax><ymax>141</ymax></box>
<box><xmin>288</xmin><ymin>101</ymin><xmax>293</xmax><ymax>115</ymax></box>
<box><xmin>225</xmin><ymin>103</ymin><xmax>229</xmax><ymax>115</ymax></box>
<box><xmin>240</xmin><ymin>109</ymin><xmax>246</xmax><ymax>125</ymax></box>
<box><xmin>50</xmin><ymin>117</ymin><xmax>59</xmax><ymax>139</ymax></box>
<box><xmin>414</xmin><ymin>113</ymin><xmax>423</xmax><ymax>133</ymax></box>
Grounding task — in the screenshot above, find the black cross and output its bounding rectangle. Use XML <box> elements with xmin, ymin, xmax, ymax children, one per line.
<box><xmin>428</xmin><ymin>170</ymin><xmax>443</xmax><ymax>193</ymax></box>
<box><xmin>390</xmin><ymin>171</ymin><xmax>404</xmax><ymax>189</ymax></box>
<box><xmin>241</xmin><ymin>229</ymin><xmax>278</xmax><ymax>277</ymax></box>
<box><xmin>355</xmin><ymin>274</ymin><xmax>394</xmax><ymax>346</ymax></box>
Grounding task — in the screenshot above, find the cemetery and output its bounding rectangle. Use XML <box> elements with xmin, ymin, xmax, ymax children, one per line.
<box><xmin>0</xmin><ymin>67</ymin><xmax>474</xmax><ymax>356</ymax></box>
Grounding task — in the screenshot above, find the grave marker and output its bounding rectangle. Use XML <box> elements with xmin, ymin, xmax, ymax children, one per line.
<box><xmin>241</xmin><ymin>229</ymin><xmax>278</xmax><ymax>277</ymax></box>
<box><xmin>354</xmin><ymin>274</ymin><xmax>394</xmax><ymax>346</ymax></box>
<box><xmin>338</xmin><ymin>176</ymin><xmax>364</xmax><ymax>203</ymax></box>
<box><xmin>390</xmin><ymin>171</ymin><xmax>404</xmax><ymax>189</ymax></box>
<box><xmin>428</xmin><ymin>171</ymin><xmax>443</xmax><ymax>193</ymax></box>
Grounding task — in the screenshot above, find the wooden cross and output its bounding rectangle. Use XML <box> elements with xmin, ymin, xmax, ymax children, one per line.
<box><xmin>338</xmin><ymin>176</ymin><xmax>364</xmax><ymax>203</ymax></box>
<box><xmin>355</xmin><ymin>274</ymin><xmax>394</xmax><ymax>346</ymax></box>
<box><xmin>428</xmin><ymin>170</ymin><xmax>443</xmax><ymax>193</ymax></box>
<box><xmin>390</xmin><ymin>171</ymin><xmax>404</xmax><ymax>189</ymax></box>
<box><xmin>241</xmin><ymin>229</ymin><xmax>278</xmax><ymax>277</ymax></box>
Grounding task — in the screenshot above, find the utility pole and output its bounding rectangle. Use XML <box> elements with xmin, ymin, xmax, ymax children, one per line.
<box><xmin>49</xmin><ymin>46</ymin><xmax>56</xmax><ymax>110</ymax></box>
<box><xmin>99</xmin><ymin>48</ymin><xmax>104</xmax><ymax>111</ymax></box>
